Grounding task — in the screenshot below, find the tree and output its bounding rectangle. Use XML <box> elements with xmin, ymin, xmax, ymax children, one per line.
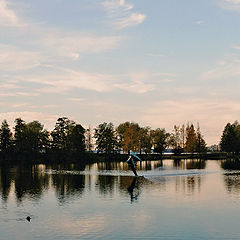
<box><xmin>68</xmin><ymin>124</ymin><xmax>85</xmax><ymax>152</ymax></box>
<box><xmin>116</xmin><ymin>122</ymin><xmax>141</xmax><ymax>153</ymax></box>
<box><xmin>94</xmin><ymin>122</ymin><xmax>118</xmax><ymax>153</ymax></box>
<box><xmin>151</xmin><ymin>128</ymin><xmax>169</xmax><ymax>154</ymax></box>
<box><xmin>14</xmin><ymin>118</ymin><xmax>27</xmax><ymax>153</ymax></box>
<box><xmin>185</xmin><ymin>124</ymin><xmax>197</xmax><ymax>153</ymax></box>
<box><xmin>14</xmin><ymin>119</ymin><xmax>50</xmax><ymax>153</ymax></box>
<box><xmin>0</xmin><ymin>120</ymin><xmax>13</xmax><ymax>152</ymax></box>
<box><xmin>85</xmin><ymin>126</ymin><xmax>93</xmax><ymax>152</ymax></box>
<box><xmin>220</xmin><ymin>121</ymin><xmax>240</xmax><ymax>154</ymax></box>
<box><xmin>195</xmin><ymin>125</ymin><xmax>207</xmax><ymax>153</ymax></box>
<box><xmin>25</xmin><ymin>121</ymin><xmax>50</xmax><ymax>153</ymax></box>
<box><xmin>51</xmin><ymin>117</ymin><xmax>75</xmax><ymax>151</ymax></box>
<box><xmin>139</xmin><ymin>127</ymin><xmax>152</xmax><ymax>154</ymax></box>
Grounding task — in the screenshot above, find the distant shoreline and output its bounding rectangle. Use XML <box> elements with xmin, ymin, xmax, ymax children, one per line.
<box><xmin>0</xmin><ymin>152</ymin><xmax>236</xmax><ymax>166</ymax></box>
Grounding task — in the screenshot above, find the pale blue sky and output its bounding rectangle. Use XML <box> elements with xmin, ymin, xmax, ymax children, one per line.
<box><xmin>1</xmin><ymin>0</ymin><xmax>240</xmax><ymax>144</ymax></box>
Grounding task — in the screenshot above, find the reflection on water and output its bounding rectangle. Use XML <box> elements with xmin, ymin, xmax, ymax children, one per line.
<box><xmin>0</xmin><ymin>159</ymin><xmax>208</xmax><ymax>203</ymax></box>
<box><xmin>1</xmin><ymin>159</ymin><xmax>240</xmax><ymax>239</ymax></box>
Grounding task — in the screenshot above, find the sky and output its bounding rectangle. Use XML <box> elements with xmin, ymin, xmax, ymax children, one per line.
<box><xmin>1</xmin><ymin>0</ymin><xmax>240</xmax><ymax>145</ymax></box>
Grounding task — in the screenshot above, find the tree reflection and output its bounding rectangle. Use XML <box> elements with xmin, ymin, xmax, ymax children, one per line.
<box><xmin>95</xmin><ymin>175</ymin><xmax>116</xmax><ymax>197</ymax></box>
<box><xmin>173</xmin><ymin>159</ymin><xmax>206</xmax><ymax>170</ymax></box>
<box><xmin>224</xmin><ymin>174</ymin><xmax>240</xmax><ymax>194</ymax></box>
<box><xmin>52</xmin><ymin>174</ymin><xmax>85</xmax><ymax>204</ymax></box>
<box><xmin>221</xmin><ymin>159</ymin><xmax>240</xmax><ymax>196</ymax></box>
<box><xmin>14</xmin><ymin>165</ymin><xmax>50</xmax><ymax>202</ymax></box>
<box><xmin>221</xmin><ymin>159</ymin><xmax>240</xmax><ymax>170</ymax></box>
<box><xmin>0</xmin><ymin>166</ymin><xmax>12</xmax><ymax>201</ymax></box>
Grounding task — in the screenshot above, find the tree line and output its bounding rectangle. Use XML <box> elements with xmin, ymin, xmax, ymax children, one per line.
<box><xmin>220</xmin><ymin>121</ymin><xmax>240</xmax><ymax>154</ymax></box>
<box><xmin>0</xmin><ymin>117</ymin><xmax>207</xmax><ymax>159</ymax></box>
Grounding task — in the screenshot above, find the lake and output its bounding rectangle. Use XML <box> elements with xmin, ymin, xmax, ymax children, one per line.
<box><xmin>0</xmin><ymin>159</ymin><xmax>240</xmax><ymax>240</ymax></box>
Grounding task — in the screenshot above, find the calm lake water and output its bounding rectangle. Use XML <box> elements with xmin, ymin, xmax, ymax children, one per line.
<box><xmin>1</xmin><ymin>159</ymin><xmax>240</xmax><ymax>240</ymax></box>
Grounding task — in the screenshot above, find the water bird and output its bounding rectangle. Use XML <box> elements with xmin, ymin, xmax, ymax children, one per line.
<box><xmin>26</xmin><ymin>216</ymin><xmax>31</xmax><ymax>222</ymax></box>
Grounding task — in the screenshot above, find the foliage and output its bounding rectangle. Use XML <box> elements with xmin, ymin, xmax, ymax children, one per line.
<box><xmin>139</xmin><ymin>127</ymin><xmax>152</xmax><ymax>154</ymax></box>
<box><xmin>85</xmin><ymin>126</ymin><xmax>93</xmax><ymax>152</ymax></box>
<box><xmin>14</xmin><ymin>118</ymin><xmax>27</xmax><ymax>153</ymax></box>
<box><xmin>0</xmin><ymin>120</ymin><xmax>13</xmax><ymax>152</ymax></box>
<box><xmin>195</xmin><ymin>126</ymin><xmax>207</xmax><ymax>153</ymax></box>
<box><xmin>68</xmin><ymin>124</ymin><xmax>85</xmax><ymax>152</ymax></box>
<box><xmin>220</xmin><ymin>121</ymin><xmax>240</xmax><ymax>154</ymax></box>
<box><xmin>14</xmin><ymin>119</ymin><xmax>50</xmax><ymax>153</ymax></box>
<box><xmin>185</xmin><ymin>124</ymin><xmax>197</xmax><ymax>153</ymax></box>
<box><xmin>168</xmin><ymin>125</ymin><xmax>185</xmax><ymax>150</ymax></box>
<box><xmin>184</xmin><ymin>123</ymin><xmax>206</xmax><ymax>153</ymax></box>
<box><xmin>116</xmin><ymin>122</ymin><xmax>141</xmax><ymax>153</ymax></box>
<box><xmin>94</xmin><ymin>122</ymin><xmax>118</xmax><ymax>153</ymax></box>
<box><xmin>51</xmin><ymin>117</ymin><xmax>85</xmax><ymax>152</ymax></box>
<box><xmin>150</xmin><ymin>128</ymin><xmax>169</xmax><ymax>154</ymax></box>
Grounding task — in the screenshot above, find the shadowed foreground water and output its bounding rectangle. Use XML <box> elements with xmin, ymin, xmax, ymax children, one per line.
<box><xmin>0</xmin><ymin>159</ymin><xmax>240</xmax><ymax>239</ymax></box>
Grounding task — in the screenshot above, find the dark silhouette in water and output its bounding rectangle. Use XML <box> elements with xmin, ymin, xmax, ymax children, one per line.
<box><xmin>26</xmin><ymin>216</ymin><xmax>31</xmax><ymax>222</ymax></box>
<box><xmin>127</xmin><ymin>177</ymin><xmax>140</xmax><ymax>203</ymax></box>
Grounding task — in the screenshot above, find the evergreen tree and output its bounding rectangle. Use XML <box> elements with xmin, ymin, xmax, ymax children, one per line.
<box><xmin>220</xmin><ymin>121</ymin><xmax>240</xmax><ymax>154</ymax></box>
<box><xmin>195</xmin><ymin>125</ymin><xmax>207</xmax><ymax>153</ymax></box>
<box><xmin>185</xmin><ymin>124</ymin><xmax>197</xmax><ymax>153</ymax></box>
<box><xmin>0</xmin><ymin>120</ymin><xmax>13</xmax><ymax>152</ymax></box>
<box><xmin>14</xmin><ymin>118</ymin><xmax>27</xmax><ymax>153</ymax></box>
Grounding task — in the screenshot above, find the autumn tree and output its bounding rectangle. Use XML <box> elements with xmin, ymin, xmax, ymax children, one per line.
<box><xmin>116</xmin><ymin>122</ymin><xmax>141</xmax><ymax>153</ymax></box>
<box><xmin>185</xmin><ymin>124</ymin><xmax>197</xmax><ymax>153</ymax></box>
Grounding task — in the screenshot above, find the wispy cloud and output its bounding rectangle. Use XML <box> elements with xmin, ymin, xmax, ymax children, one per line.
<box><xmin>201</xmin><ymin>55</ymin><xmax>240</xmax><ymax>80</ymax></box>
<box><xmin>21</xmin><ymin>65</ymin><xmax>155</xmax><ymax>94</ymax></box>
<box><xmin>219</xmin><ymin>0</ymin><xmax>240</xmax><ymax>10</ymax></box>
<box><xmin>115</xmin><ymin>79</ymin><xmax>155</xmax><ymax>93</ymax></box>
<box><xmin>0</xmin><ymin>44</ymin><xmax>42</xmax><ymax>71</ymax></box>
<box><xmin>34</xmin><ymin>29</ymin><xmax>123</xmax><ymax>59</ymax></box>
<box><xmin>102</xmin><ymin>0</ymin><xmax>146</xmax><ymax>29</ymax></box>
<box><xmin>0</xmin><ymin>0</ymin><xmax>19</xmax><ymax>27</ymax></box>
<box><xmin>114</xmin><ymin>12</ymin><xmax>146</xmax><ymax>29</ymax></box>
<box><xmin>102</xmin><ymin>0</ymin><xmax>133</xmax><ymax>14</ymax></box>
